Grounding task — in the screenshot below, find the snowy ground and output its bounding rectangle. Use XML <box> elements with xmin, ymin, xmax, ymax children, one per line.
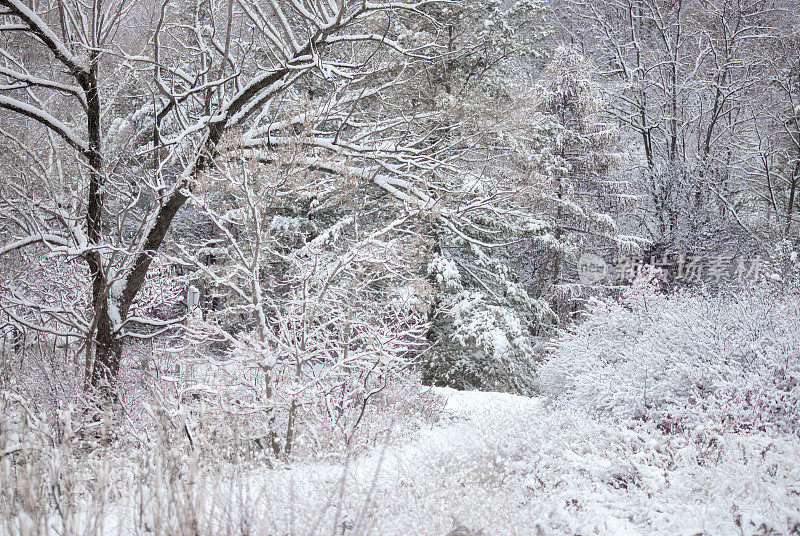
<box><xmin>135</xmin><ymin>387</ymin><xmax>799</xmax><ymax>535</ymax></box>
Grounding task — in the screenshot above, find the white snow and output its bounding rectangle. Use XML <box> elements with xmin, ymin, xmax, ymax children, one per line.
<box><xmin>94</xmin><ymin>387</ymin><xmax>800</xmax><ymax>535</ymax></box>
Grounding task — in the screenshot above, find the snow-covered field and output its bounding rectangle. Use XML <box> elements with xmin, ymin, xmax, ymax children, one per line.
<box><xmin>99</xmin><ymin>387</ymin><xmax>797</xmax><ymax>536</ymax></box>
<box><xmin>5</xmin><ymin>290</ymin><xmax>800</xmax><ymax>535</ymax></box>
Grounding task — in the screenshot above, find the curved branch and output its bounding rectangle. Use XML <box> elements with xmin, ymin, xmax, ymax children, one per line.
<box><xmin>0</xmin><ymin>95</ymin><xmax>88</xmax><ymax>153</ymax></box>
<box><xmin>0</xmin><ymin>0</ymin><xmax>88</xmax><ymax>77</ymax></box>
<box><xmin>0</xmin><ymin>234</ymin><xmax>70</xmax><ymax>257</ymax></box>
<box><xmin>0</xmin><ymin>65</ymin><xmax>87</xmax><ymax>108</ymax></box>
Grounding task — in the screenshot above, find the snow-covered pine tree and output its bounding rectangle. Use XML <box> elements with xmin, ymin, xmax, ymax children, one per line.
<box><xmin>422</xmin><ymin>47</ymin><xmax>640</xmax><ymax>393</ymax></box>
<box><xmin>419</xmin><ymin>6</ymin><xmax>558</xmax><ymax>393</ymax></box>
<box><xmin>527</xmin><ymin>47</ymin><xmax>639</xmax><ymax>296</ymax></box>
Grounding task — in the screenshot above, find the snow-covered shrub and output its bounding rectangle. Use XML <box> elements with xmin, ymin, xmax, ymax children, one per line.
<box><xmin>539</xmin><ymin>285</ymin><xmax>800</xmax><ymax>435</ymax></box>
<box><xmin>166</xmin><ymin>154</ymin><xmax>439</xmax><ymax>461</ymax></box>
<box><xmin>762</xmin><ymin>239</ymin><xmax>800</xmax><ymax>292</ymax></box>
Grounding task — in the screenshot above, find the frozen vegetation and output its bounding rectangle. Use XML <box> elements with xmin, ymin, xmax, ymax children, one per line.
<box><xmin>2</xmin><ymin>0</ymin><xmax>800</xmax><ymax>533</ymax></box>
<box><xmin>3</xmin><ymin>285</ymin><xmax>800</xmax><ymax>535</ymax></box>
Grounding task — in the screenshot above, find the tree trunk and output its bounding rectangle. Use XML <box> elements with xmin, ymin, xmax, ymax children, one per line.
<box><xmin>787</xmin><ymin>171</ymin><xmax>798</xmax><ymax>236</ymax></box>
<box><xmin>88</xmin><ymin>305</ymin><xmax>123</xmax><ymax>399</ymax></box>
<box><xmin>81</xmin><ymin>54</ymin><xmax>118</xmax><ymax>397</ymax></box>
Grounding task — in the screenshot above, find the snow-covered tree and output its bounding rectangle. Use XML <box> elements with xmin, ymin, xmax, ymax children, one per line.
<box><xmin>531</xmin><ymin>47</ymin><xmax>636</xmax><ymax>287</ymax></box>
<box><xmin>0</xmin><ymin>0</ymin><xmax>481</xmax><ymax>399</ymax></box>
<box><xmin>553</xmin><ymin>0</ymin><xmax>786</xmax><ymax>251</ymax></box>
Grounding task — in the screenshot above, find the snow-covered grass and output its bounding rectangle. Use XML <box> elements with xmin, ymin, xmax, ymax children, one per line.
<box><xmin>4</xmin><ymin>286</ymin><xmax>800</xmax><ymax>535</ymax></box>
<box><xmin>389</xmin><ymin>389</ymin><xmax>800</xmax><ymax>535</ymax></box>
<box><xmin>3</xmin><ymin>386</ymin><xmax>799</xmax><ymax>535</ymax></box>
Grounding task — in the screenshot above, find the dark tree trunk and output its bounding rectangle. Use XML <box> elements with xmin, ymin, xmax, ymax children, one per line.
<box><xmin>79</xmin><ymin>55</ymin><xmax>119</xmax><ymax>396</ymax></box>
<box><xmin>89</xmin><ymin>309</ymin><xmax>123</xmax><ymax>398</ymax></box>
<box><xmin>75</xmin><ymin>28</ymin><xmax>308</xmax><ymax>396</ymax></box>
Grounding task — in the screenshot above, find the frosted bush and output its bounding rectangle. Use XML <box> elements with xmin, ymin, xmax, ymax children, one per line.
<box><xmin>539</xmin><ymin>286</ymin><xmax>800</xmax><ymax>435</ymax></box>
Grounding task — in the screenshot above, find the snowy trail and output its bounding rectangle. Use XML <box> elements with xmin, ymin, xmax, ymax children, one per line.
<box><xmin>355</xmin><ymin>388</ymin><xmax>652</xmax><ymax>535</ymax></box>
<box><xmin>314</xmin><ymin>387</ymin><xmax>800</xmax><ymax>536</ymax></box>
<box><xmin>383</xmin><ymin>387</ymin><xmax>544</xmax><ymax>470</ymax></box>
<box><xmin>112</xmin><ymin>387</ymin><xmax>800</xmax><ymax>535</ymax></box>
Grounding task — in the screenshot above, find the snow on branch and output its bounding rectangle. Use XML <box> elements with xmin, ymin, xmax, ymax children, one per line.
<box><xmin>0</xmin><ymin>0</ymin><xmax>88</xmax><ymax>76</ymax></box>
<box><xmin>0</xmin><ymin>96</ymin><xmax>88</xmax><ymax>153</ymax></box>
<box><xmin>0</xmin><ymin>234</ymin><xmax>69</xmax><ymax>257</ymax></box>
<box><xmin>0</xmin><ymin>66</ymin><xmax>86</xmax><ymax>107</ymax></box>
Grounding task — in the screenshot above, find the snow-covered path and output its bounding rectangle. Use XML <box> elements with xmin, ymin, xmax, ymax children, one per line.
<box><xmin>215</xmin><ymin>387</ymin><xmax>800</xmax><ymax>535</ymax></box>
